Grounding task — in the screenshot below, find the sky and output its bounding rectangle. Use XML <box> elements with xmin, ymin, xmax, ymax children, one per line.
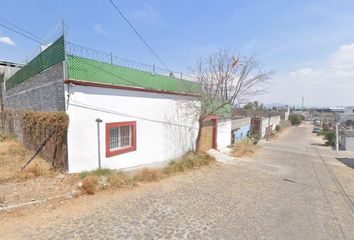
<box><xmin>1</xmin><ymin>0</ymin><xmax>354</xmax><ymax>107</ymax></box>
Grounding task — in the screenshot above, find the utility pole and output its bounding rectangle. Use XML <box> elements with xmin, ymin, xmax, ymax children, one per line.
<box><xmin>336</xmin><ymin>123</ymin><xmax>340</xmax><ymax>152</ymax></box>
<box><xmin>301</xmin><ymin>96</ymin><xmax>304</xmax><ymax>112</ymax></box>
<box><xmin>320</xmin><ymin>109</ymin><xmax>323</xmax><ymax>129</ymax></box>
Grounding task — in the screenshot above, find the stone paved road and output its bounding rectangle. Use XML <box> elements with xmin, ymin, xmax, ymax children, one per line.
<box><xmin>1</xmin><ymin>123</ymin><xmax>354</xmax><ymax>239</ymax></box>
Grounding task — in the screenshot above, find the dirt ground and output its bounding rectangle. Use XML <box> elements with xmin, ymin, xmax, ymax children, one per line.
<box><xmin>1</xmin><ymin>123</ymin><xmax>353</xmax><ymax>239</ymax></box>
<box><xmin>0</xmin><ymin>137</ymin><xmax>79</xmax><ymax>209</ymax></box>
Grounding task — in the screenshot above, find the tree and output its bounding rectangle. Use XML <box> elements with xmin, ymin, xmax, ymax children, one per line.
<box><xmin>322</xmin><ymin>130</ymin><xmax>336</xmax><ymax>146</ymax></box>
<box><xmin>243</xmin><ymin>101</ymin><xmax>265</xmax><ymax>110</ymax></box>
<box><xmin>191</xmin><ymin>50</ymin><xmax>271</xmax><ymax>151</ymax></box>
<box><xmin>289</xmin><ymin>113</ymin><xmax>302</xmax><ymax>126</ymax></box>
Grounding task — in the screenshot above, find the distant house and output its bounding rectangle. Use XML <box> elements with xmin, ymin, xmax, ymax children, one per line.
<box><xmin>1</xmin><ymin>35</ymin><xmax>231</xmax><ymax>173</ymax></box>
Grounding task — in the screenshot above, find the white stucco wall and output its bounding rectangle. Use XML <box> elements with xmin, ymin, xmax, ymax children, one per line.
<box><xmin>65</xmin><ymin>84</ymin><xmax>200</xmax><ymax>173</ymax></box>
<box><xmin>217</xmin><ymin>119</ymin><xmax>232</xmax><ymax>149</ymax></box>
<box><xmin>260</xmin><ymin>115</ymin><xmax>281</xmax><ymax>138</ymax></box>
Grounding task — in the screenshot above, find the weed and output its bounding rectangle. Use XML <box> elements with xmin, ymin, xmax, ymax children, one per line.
<box><xmin>79</xmin><ymin>168</ymin><xmax>114</xmax><ymax>179</ymax></box>
<box><xmin>162</xmin><ymin>152</ymin><xmax>215</xmax><ymax>176</ymax></box>
<box><xmin>81</xmin><ymin>176</ymin><xmax>99</xmax><ymax>194</ymax></box>
<box><xmin>232</xmin><ymin>138</ymin><xmax>259</xmax><ymax>157</ymax></box>
<box><xmin>0</xmin><ymin>139</ymin><xmax>53</xmax><ymax>183</ymax></box>
<box><xmin>133</xmin><ymin>168</ymin><xmax>162</xmax><ymax>182</ymax></box>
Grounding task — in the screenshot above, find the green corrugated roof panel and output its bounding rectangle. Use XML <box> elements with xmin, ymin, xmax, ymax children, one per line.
<box><xmin>6</xmin><ymin>36</ymin><xmax>65</xmax><ymax>90</ymax></box>
<box><xmin>67</xmin><ymin>55</ymin><xmax>200</xmax><ymax>94</ymax></box>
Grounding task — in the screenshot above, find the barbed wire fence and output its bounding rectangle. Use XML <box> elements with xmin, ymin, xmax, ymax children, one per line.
<box><xmin>65</xmin><ymin>41</ymin><xmax>184</xmax><ymax>80</ymax></box>
<box><xmin>18</xmin><ymin>21</ymin><xmax>68</xmax><ymax>65</ymax></box>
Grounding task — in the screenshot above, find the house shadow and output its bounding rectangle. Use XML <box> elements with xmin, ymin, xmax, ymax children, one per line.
<box><xmin>336</xmin><ymin>157</ymin><xmax>354</xmax><ymax>169</ymax></box>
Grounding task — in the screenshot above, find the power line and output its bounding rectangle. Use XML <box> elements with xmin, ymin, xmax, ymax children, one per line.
<box><xmin>0</xmin><ymin>22</ymin><xmax>44</xmax><ymax>45</ymax></box>
<box><xmin>0</xmin><ymin>18</ymin><xmax>45</xmax><ymax>44</ymax></box>
<box><xmin>107</xmin><ymin>0</ymin><xmax>172</xmax><ymax>72</ymax></box>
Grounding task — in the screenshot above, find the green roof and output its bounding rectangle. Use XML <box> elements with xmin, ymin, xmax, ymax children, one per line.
<box><xmin>67</xmin><ymin>55</ymin><xmax>200</xmax><ymax>94</ymax></box>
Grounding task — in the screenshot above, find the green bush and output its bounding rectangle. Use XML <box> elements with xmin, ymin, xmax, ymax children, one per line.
<box><xmin>322</xmin><ymin>130</ymin><xmax>336</xmax><ymax>146</ymax></box>
<box><xmin>289</xmin><ymin>113</ymin><xmax>302</xmax><ymax>126</ymax></box>
<box><xmin>275</xmin><ymin>125</ymin><xmax>281</xmax><ymax>131</ymax></box>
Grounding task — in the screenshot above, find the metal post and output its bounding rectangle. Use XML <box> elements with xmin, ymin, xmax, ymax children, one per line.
<box><xmin>96</xmin><ymin>118</ymin><xmax>103</xmax><ymax>169</ymax></box>
<box><xmin>152</xmin><ymin>64</ymin><xmax>155</xmax><ymax>75</ymax></box>
<box><xmin>336</xmin><ymin>123</ymin><xmax>339</xmax><ymax>152</ymax></box>
<box><xmin>110</xmin><ymin>52</ymin><xmax>113</xmax><ymax>65</ymax></box>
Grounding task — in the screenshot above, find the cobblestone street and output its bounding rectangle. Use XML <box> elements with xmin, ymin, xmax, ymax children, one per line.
<box><xmin>1</xmin><ymin>123</ymin><xmax>354</xmax><ymax>239</ymax></box>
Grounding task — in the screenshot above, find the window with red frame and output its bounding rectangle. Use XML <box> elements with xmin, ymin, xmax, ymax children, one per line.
<box><xmin>106</xmin><ymin>121</ymin><xmax>136</xmax><ymax>157</ymax></box>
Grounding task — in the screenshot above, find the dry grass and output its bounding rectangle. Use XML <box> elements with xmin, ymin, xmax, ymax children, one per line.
<box><xmin>133</xmin><ymin>168</ymin><xmax>162</xmax><ymax>182</ymax></box>
<box><xmin>81</xmin><ymin>175</ymin><xmax>99</xmax><ymax>195</ymax></box>
<box><xmin>0</xmin><ymin>134</ymin><xmax>54</xmax><ymax>183</ymax></box>
<box><xmin>162</xmin><ymin>152</ymin><xmax>215</xmax><ymax>175</ymax></box>
<box><xmin>78</xmin><ymin>152</ymin><xmax>215</xmax><ymax>195</ymax></box>
<box><xmin>232</xmin><ymin>138</ymin><xmax>259</xmax><ymax>157</ymax></box>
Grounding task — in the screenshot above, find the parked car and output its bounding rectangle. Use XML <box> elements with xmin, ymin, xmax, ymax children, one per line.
<box><xmin>313</xmin><ymin>127</ymin><xmax>321</xmax><ymax>133</ymax></box>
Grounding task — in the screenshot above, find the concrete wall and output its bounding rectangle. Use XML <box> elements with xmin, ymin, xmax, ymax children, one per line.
<box><xmin>65</xmin><ymin>84</ymin><xmax>201</xmax><ymax>173</ymax></box>
<box><xmin>346</xmin><ymin>137</ymin><xmax>354</xmax><ymax>151</ymax></box>
<box><xmin>231</xmin><ymin>117</ymin><xmax>251</xmax><ymax>142</ymax></box>
<box><xmin>217</xmin><ymin>119</ymin><xmax>232</xmax><ymax>149</ymax></box>
<box><xmin>3</xmin><ymin>62</ymin><xmax>65</xmax><ymax>111</ymax></box>
<box><xmin>234</xmin><ymin>125</ymin><xmax>250</xmax><ymax>141</ymax></box>
<box><xmin>260</xmin><ymin>115</ymin><xmax>281</xmax><ymax>138</ymax></box>
<box><xmin>232</xmin><ymin>117</ymin><xmax>251</xmax><ymax>130</ymax></box>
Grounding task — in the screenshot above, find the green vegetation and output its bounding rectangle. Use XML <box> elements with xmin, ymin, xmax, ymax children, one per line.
<box><xmin>289</xmin><ymin>113</ymin><xmax>303</xmax><ymax>126</ymax></box>
<box><xmin>320</xmin><ymin>130</ymin><xmax>336</xmax><ymax>146</ymax></box>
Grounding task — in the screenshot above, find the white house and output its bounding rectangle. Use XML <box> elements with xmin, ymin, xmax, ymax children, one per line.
<box><xmin>65</xmin><ymin>82</ymin><xmax>201</xmax><ymax>173</ymax></box>
<box><xmin>2</xmin><ymin>36</ymin><xmax>232</xmax><ymax>173</ymax></box>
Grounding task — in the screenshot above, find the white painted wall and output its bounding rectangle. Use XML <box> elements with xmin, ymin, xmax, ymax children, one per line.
<box><xmin>260</xmin><ymin>115</ymin><xmax>281</xmax><ymax>138</ymax></box>
<box><xmin>217</xmin><ymin>119</ymin><xmax>232</xmax><ymax>149</ymax></box>
<box><xmin>65</xmin><ymin>84</ymin><xmax>200</xmax><ymax>173</ymax></box>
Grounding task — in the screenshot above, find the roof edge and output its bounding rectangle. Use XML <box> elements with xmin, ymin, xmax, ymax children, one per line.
<box><xmin>64</xmin><ymin>79</ymin><xmax>200</xmax><ymax>97</ymax></box>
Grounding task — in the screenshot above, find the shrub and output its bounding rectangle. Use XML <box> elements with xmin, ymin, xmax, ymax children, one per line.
<box><xmin>162</xmin><ymin>152</ymin><xmax>215</xmax><ymax>175</ymax></box>
<box><xmin>232</xmin><ymin>138</ymin><xmax>259</xmax><ymax>157</ymax></box>
<box><xmin>322</xmin><ymin>130</ymin><xmax>336</xmax><ymax>146</ymax></box>
<box><xmin>81</xmin><ymin>175</ymin><xmax>99</xmax><ymax>194</ymax></box>
<box><xmin>249</xmin><ymin>134</ymin><xmax>261</xmax><ymax>144</ymax></box>
<box><xmin>275</xmin><ymin>125</ymin><xmax>281</xmax><ymax>132</ymax></box>
<box><xmin>289</xmin><ymin>113</ymin><xmax>302</xmax><ymax>126</ymax></box>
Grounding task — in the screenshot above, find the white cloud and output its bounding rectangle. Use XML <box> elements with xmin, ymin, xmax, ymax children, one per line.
<box><xmin>0</xmin><ymin>36</ymin><xmax>15</xmax><ymax>46</ymax></box>
<box><xmin>259</xmin><ymin>43</ymin><xmax>354</xmax><ymax>107</ymax></box>
<box><xmin>93</xmin><ymin>24</ymin><xmax>108</xmax><ymax>35</ymax></box>
<box><xmin>131</xmin><ymin>3</ymin><xmax>159</xmax><ymax>23</ymax></box>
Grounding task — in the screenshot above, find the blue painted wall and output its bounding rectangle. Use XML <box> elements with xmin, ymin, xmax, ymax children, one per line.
<box><xmin>233</xmin><ymin>125</ymin><xmax>250</xmax><ymax>141</ymax></box>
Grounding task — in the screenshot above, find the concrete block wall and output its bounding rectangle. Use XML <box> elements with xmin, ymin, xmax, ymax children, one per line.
<box><xmin>3</xmin><ymin>62</ymin><xmax>65</xmax><ymax>111</ymax></box>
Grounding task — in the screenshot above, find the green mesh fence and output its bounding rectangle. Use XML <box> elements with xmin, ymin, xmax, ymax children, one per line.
<box><xmin>67</xmin><ymin>55</ymin><xmax>200</xmax><ymax>94</ymax></box>
<box><xmin>5</xmin><ymin>36</ymin><xmax>65</xmax><ymax>90</ymax></box>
